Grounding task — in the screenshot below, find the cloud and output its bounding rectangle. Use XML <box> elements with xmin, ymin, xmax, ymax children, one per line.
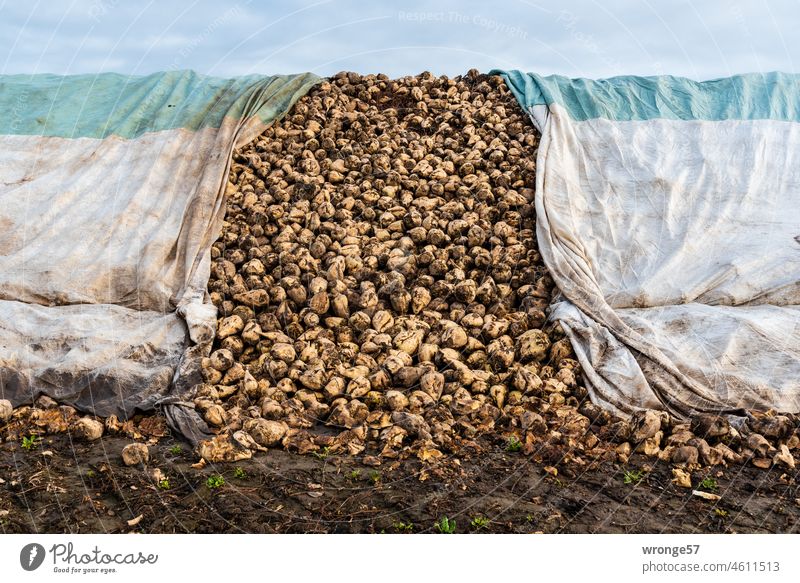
<box><xmin>1</xmin><ymin>0</ymin><xmax>799</xmax><ymax>79</ymax></box>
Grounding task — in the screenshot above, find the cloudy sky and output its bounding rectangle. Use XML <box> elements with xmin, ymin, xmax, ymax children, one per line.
<box><xmin>1</xmin><ymin>0</ymin><xmax>798</xmax><ymax>80</ymax></box>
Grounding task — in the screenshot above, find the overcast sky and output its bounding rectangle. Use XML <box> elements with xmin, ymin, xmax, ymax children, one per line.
<box><xmin>1</xmin><ymin>0</ymin><xmax>798</xmax><ymax>80</ymax></box>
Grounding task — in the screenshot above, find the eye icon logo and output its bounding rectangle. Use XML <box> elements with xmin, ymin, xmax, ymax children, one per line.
<box><xmin>20</xmin><ymin>543</ymin><xmax>46</xmax><ymax>571</ymax></box>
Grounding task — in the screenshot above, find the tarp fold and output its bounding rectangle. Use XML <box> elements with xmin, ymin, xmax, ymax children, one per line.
<box><xmin>0</xmin><ymin>70</ymin><xmax>319</xmax><ymax>439</ymax></box>
<box><xmin>496</xmin><ymin>70</ymin><xmax>800</xmax><ymax>417</ymax></box>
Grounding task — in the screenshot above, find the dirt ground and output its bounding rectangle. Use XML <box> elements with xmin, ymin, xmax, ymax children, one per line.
<box><xmin>2</xmin><ymin>421</ymin><xmax>798</xmax><ymax>534</ymax></box>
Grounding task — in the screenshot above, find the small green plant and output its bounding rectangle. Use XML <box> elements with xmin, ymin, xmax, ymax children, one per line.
<box><xmin>86</xmin><ymin>470</ymin><xmax>96</xmax><ymax>479</ymax></box>
<box><xmin>312</xmin><ymin>446</ymin><xmax>330</xmax><ymax>460</ymax></box>
<box><xmin>526</xmin><ymin>514</ymin><xmax>535</xmax><ymax>523</ymax></box>
<box><xmin>434</xmin><ymin>516</ymin><xmax>457</xmax><ymax>534</ymax></box>
<box><xmin>158</xmin><ymin>478</ymin><xmax>171</xmax><ymax>490</ymax></box>
<box><xmin>233</xmin><ymin>467</ymin><xmax>247</xmax><ymax>479</ymax></box>
<box><xmin>392</xmin><ymin>521</ymin><xmax>414</xmax><ymax>533</ymax></box>
<box><xmin>369</xmin><ymin>470</ymin><xmax>381</xmax><ymax>484</ymax></box>
<box><xmin>714</xmin><ymin>508</ymin><xmax>728</xmax><ymax>517</ymax></box>
<box><xmin>169</xmin><ymin>445</ymin><xmax>183</xmax><ymax>455</ymax></box>
<box><xmin>21</xmin><ymin>435</ymin><xmax>40</xmax><ymax>451</ymax></box>
<box><xmin>623</xmin><ymin>469</ymin><xmax>645</xmax><ymax>485</ymax></box>
<box><xmin>505</xmin><ymin>436</ymin><xmax>522</xmax><ymax>452</ymax></box>
<box><xmin>470</xmin><ymin>516</ymin><xmax>490</xmax><ymax>530</ymax></box>
<box><xmin>348</xmin><ymin>469</ymin><xmax>361</xmax><ymax>481</ymax></box>
<box><xmin>206</xmin><ymin>474</ymin><xmax>225</xmax><ymax>489</ymax></box>
<box><xmin>699</xmin><ymin>477</ymin><xmax>718</xmax><ymax>492</ymax></box>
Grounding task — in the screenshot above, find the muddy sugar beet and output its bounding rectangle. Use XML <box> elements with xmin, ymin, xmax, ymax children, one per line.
<box><xmin>195</xmin><ymin>70</ymin><xmax>591</xmax><ymax>462</ymax></box>
<box><xmin>201</xmin><ymin>72</ymin><xmax>587</xmax><ymax>456</ymax></box>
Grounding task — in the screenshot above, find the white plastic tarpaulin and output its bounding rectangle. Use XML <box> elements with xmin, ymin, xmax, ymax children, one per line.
<box><xmin>497</xmin><ymin>70</ymin><xmax>800</xmax><ymax>418</ymax></box>
<box><xmin>0</xmin><ymin>71</ymin><xmax>319</xmax><ymax>441</ymax></box>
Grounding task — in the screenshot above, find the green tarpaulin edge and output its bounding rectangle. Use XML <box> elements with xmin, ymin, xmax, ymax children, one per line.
<box><xmin>0</xmin><ymin>70</ymin><xmax>320</xmax><ymax>139</ymax></box>
<box><xmin>492</xmin><ymin>69</ymin><xmax>800</xmax><ymax>122</ymax></box>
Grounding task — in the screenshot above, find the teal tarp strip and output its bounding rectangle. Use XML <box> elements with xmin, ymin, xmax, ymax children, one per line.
<box><xmin>492</xmin><ymin>69</ymin><xmax>800</xmax><ymax>122</ymax></box>
<box><xmin>0</xmin><ymin>70</ymin><xmax>320</xmax><ymax>139</ymax></box>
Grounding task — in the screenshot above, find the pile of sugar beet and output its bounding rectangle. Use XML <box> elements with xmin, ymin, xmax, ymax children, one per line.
<box><xmin>198</xmin><ymin>70</ymin><xmax>561</xmax><ymax>464</ymax></box>
<box><xmin>192</xmin><ymin>70</ymin><xmax>800</xmax><ymax>480</ymax></box>
<box><xmin>2</xmin><ymin>71</ymin><xmax>797</xmax><ymax>485</ymax></box>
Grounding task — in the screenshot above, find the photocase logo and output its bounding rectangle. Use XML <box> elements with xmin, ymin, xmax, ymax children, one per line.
<box><xmin>20</xmin><ymin>543</ymin><xmax>46</xmax><ymax>571</ymax></box>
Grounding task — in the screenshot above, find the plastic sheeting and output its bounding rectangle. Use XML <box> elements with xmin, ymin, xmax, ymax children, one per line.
<box><xmin>0</xmin><ymin>71</ymin><xmax>319</xmax><ymax>442</ymax></box>
<box><xmin>497</xmin><ymin>70</ymin><xmax>800</xmax><ymax>418</ymax></box>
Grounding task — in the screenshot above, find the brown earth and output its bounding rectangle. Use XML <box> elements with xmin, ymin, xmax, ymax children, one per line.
<box><xmin>1</xmin><ymin>423</ymin><xmax>798</xmax><ymax>534</ymax></box>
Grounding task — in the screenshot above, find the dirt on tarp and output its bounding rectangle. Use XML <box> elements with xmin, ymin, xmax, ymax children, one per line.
<box><xmin>1</xmin><ymin>422</ymin><xmax>798</xmax><ymax>534</ymax></box>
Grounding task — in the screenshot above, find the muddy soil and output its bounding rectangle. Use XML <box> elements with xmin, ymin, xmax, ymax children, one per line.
<box><xmin>1</xmin><ymin>425</ymin><xmax>798</xmax><ymax>534</ymax></box>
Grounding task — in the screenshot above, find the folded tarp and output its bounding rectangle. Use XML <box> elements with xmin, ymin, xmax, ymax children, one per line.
<box><xmin>496</xmin><ymin>70</ymin><xmax>800</xmax><ymax>418</ymax></box>
<box><xmin>0</xmin><ymin>70</ymin><xmax>319</xmax><ymax>441</ymax></box>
